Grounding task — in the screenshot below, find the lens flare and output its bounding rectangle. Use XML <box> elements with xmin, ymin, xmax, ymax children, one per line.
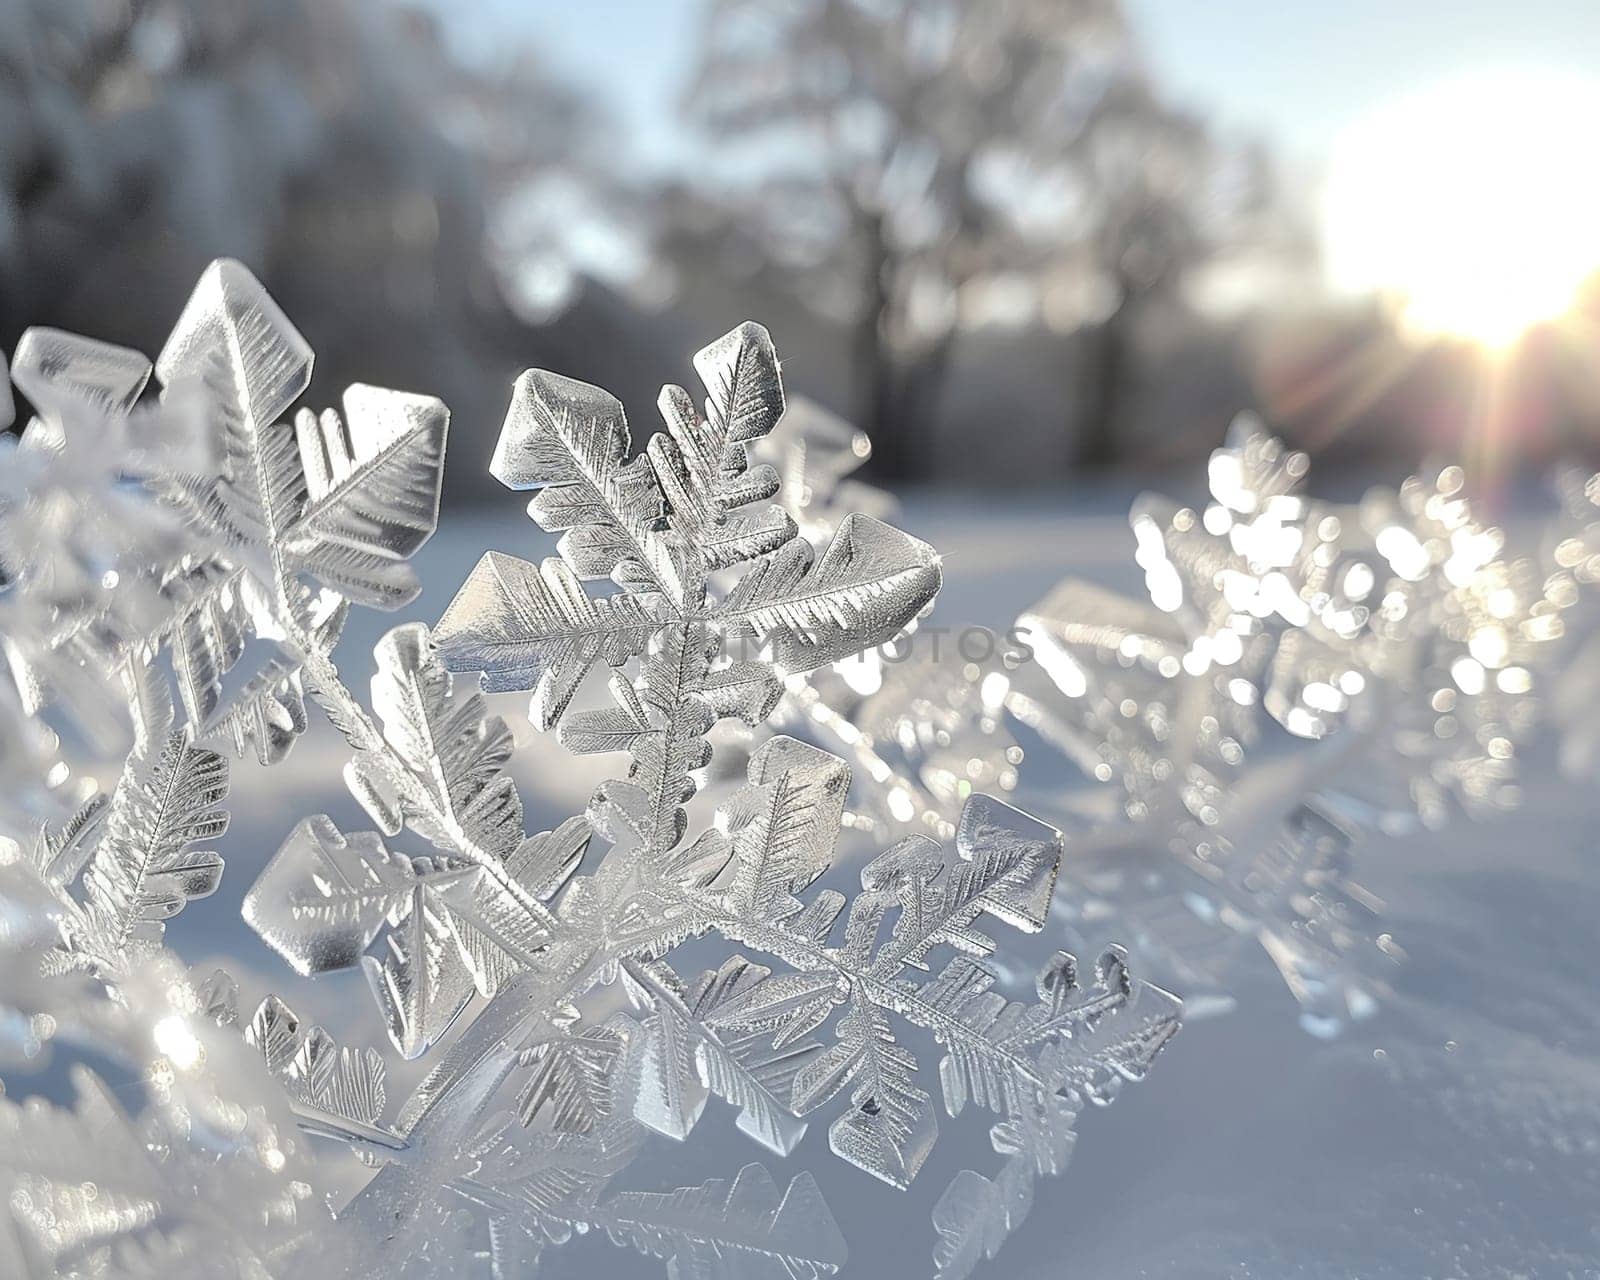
<box><xmin>1323</xmin><ymin>70</ymin><xmax>1600</xmax><ymax>347</ymax></box>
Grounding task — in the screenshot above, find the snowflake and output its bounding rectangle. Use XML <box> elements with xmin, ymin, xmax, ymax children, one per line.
<box><xmin>0</xmin><ymin>856</ymin><xmax>330</xmax><ymax>1279</ymax></box>
<box><xmin>431</xmin><ymin>319</ymin><xmax>942</xmax><ymax>854</ymax></box>
<box><xmin>709</xmin><ymin>399</ymin><xmax>1025</xmax><ymax>843</ymax></box>
<box><xmin>0</xmin><ymin>260</ymin><xmax>1182</xmax><ymax>1278</ymax></box>
<box><xmin>990</xmin><ymin>416</ymin><xmax>1565</xmax><ymax>1030</ymax></box>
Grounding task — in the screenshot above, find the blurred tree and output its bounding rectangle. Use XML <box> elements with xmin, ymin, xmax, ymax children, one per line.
<box><xmin>0</xmin><ymin>0</ymin><xmax>617</xmax><ymax>493</ymax></box>
<box><xmin>685</xmin><ymin>0</ymin><xmax>1305</xmax><ymax>475</ymax></box>
<box><xmin>1070</xmin><ymin>87</ymin><xmax>1304</xmax><ymax>467</ymax></box>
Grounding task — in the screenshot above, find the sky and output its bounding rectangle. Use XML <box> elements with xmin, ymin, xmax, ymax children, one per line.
<box><xmin>434</xmin><ymin>0</ymin><xmax>1600</xmax><ymax>174</ymax></box>
<box><xmin>1127</xmin><ymin>0</ymin><xmax>1600</xmax><ymax>162</ymax></box>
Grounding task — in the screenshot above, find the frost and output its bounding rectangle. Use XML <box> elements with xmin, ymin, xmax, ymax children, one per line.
<box><xmin>0</xmin><ymin>862</ymin><xmax>330</xmax><ymax>1277</ymax></box>
<box><xmin>1000</xmin><ymin>415</ymin><xmax>1567</xmax><ymax>1029</ymax></box>
<box><xmin>298</xmin><ymin>735</ymin><xmax>1177</xmax><ymax>1275</ymax></box>
<box><xmin>433</xmin><ymin>321</ymin><xmax>940</xmax><ymax>855</ymax></box>
<box><xmin>243</xmin><ymin>624</ymin><xmax>589</xmax><ymax>1057</ymax></box>
<box><xmin>598</xmin><ymin>1163</ymin><xmax>846</xmax><ymax>1280</ymax></box>
<box><xmin>0</xmin><ymin>258</ymin><xmax>1181</xmax><ymax>1278</ymax></box>
<box><xmin>710</xmin><ymin>400</ymin><xmax>1018</xmax><ymax>843</ymax></box>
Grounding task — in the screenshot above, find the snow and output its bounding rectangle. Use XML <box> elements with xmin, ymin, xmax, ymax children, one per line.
<box><xmin>162</xmin><ymin>496</ymin><xmax>1600</xmax><ymax>1277</ymax></box>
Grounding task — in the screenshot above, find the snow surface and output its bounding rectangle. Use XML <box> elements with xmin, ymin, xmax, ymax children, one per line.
<box><xmin>161</xmin><ymin>497</ymin><xmax>1600</xmax><ymax>1278</ymax></box>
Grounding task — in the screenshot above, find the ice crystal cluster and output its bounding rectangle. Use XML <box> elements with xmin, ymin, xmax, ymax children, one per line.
<box><xmin>704</xmin><ymin>397</ymin><xmax>1024</xmax><ymax>846</ymax></box>
<box><xmin>1540</xmin><ymin>466</ymin><xmax>1600</xmax><ymax>775</ymax></box>
<box><xmin>0</xmin><ymin>261</ymin><xmax>1182</xmax><ymax>1278</ymax></box>
<box><xmin>717</xmin><ymin>403</ymin><xmax>1592</xmax><ymax>1034</ymax></box>
<box><xmin>777</xmin><ymin>413</ymin><xmax>1576</xmax><ymax>1033</ymax></box>
<box><xmin>1009</xmin><ymin>418</ymin><xmax>1579</xmax><ymax>1029</ymax></box>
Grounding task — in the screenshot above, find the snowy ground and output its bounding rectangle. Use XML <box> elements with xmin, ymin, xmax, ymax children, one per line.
<box><xmin>158</xmin><ymin>494</ymin><xmax>1600</xmax><ymax>1278</ymax></box>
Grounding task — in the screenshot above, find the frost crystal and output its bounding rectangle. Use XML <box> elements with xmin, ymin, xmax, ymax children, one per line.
<box><xmin>709</xmin><ymin>400</ymin><xmax>1022</xmax><ymax>842</ymax></box>
<box><xmin>266</xmin><ymin>734</ymin><xmax>1177</xmax><ymax>1275</ymax></box>
<box><xmin>0</xmin><ymin>260</ymin><xmax>1181</xmax><ymax>1277</ymax></box>
<box><xmin>432</xmin><ymin>322</ymin><xmax>941</xmax><ymax>853</ymax></box>
<box><xmin>1544</xmin><ymin>468</ymin><xmax>1600</xmax><ymax>774</ymax></box>
<box><xmin>0</xmin><ymin>858</ymin><xmax>330</xmax><ymax>1278</ymax></box>
<box><xmin>999</xmin><ymin>415</ymin><xmax>1567</xmax><ymax>1029</ymax></box>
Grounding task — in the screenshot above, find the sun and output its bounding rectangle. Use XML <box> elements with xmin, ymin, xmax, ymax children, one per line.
<box><xmin>1322</xmin><ymin>70</ymin><xmax>1600</xmax><ymax>348</ymax></box>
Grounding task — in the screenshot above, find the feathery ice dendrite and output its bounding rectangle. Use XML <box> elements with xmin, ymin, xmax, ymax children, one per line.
<box><xmin>246</xmin><ymin>726</ymin><xmax>1178</xmax><ymax>1275</ymax></box>
<box><xmin>0</xmin><ymin>261</ymin><xmax>450</xmax><ymax>770</ymax></box>
<box><xmin>432</xmin><ymin>321</ymin><xmax>942</xmax><ymax>855</ymax></box>
<box><xmin>996</xmin><ymin>416</ymin><xmax>1568</xmax><ymax>1031</ymax></box>
<box><xmin>394</xmin><ymin>318</ymin><xmax>1172</xmax><ymax>1267</ymax></box>
<box><xmin>708</xmin><ymin>397</ymin><xmax>1026</xmax><ymax>843</ymax></box>
<box><xmin>0</xmin><ymin>261</ymin><xmax>1180</xmax><ymax>1277</ymax></box>
<box><xmin>0</xmin><ymin>853</ymin><xmax>332</xmax><ymax>1279</ymax></box>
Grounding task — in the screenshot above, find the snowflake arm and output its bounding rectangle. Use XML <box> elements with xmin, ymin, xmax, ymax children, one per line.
<box><xmin>594</xmin><ymin>1163</ymin><xmax>847</xmax><ymax>1280</ymax></box>
<box><xmin>435</xmin><ymin>320</ymin><xmax>939</xmax><ymax>862</ymax></box>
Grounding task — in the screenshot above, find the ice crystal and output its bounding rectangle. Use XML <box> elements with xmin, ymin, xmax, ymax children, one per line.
<box><xmin>0</xmin><ymin>858</ymin><xmax>330</xmax><ymax>1279</ymax></box>
<box><xmin>0</xmin><ymin>259</ymin><xmax>1181</xmax><ymax>1277</ymax></box>
<box><xmin>432</xmin><ymin>321</ymin><xmax>941</xmax><ymax>854</ymax></box>
<box><xmin>999</xmin><ymin>415</ymin><xmax>1565</xmax><ymax>1029</ymax></box>
<box><xmin>926</xmin><ymin>945</ymin><xmax>1179</xmax><ymax>1279</ymax></box>
<box><xmin>597</xmin><ymin>1163</ymin><xmax>846</xmax><ymax>1279</ymax></box>
<box><xmin>0</xmin><ymin>261</ymin><xmax>448</xmax><ymax>772</ymax></box>
<box><xmin>260</xmin><ymin>734</ymin><xmax>1177</xmax><ymax>1274</ymax></box>
<box><xmin>1543</xmin><ymin>467</ymin><xmax>1600</xmax><ymax>774</ymax></box>
<box><xmin>244</xmin><ymin>622</ymin><xmax>591</xmax><ymax>1057</ymax></box>
<box><xmin>711</xmin><ymin>403</ymin><xmax>1022</xmax><ymax>842</ymax></box>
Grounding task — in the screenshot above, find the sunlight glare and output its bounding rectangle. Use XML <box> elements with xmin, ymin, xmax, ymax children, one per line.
<box><xmin>1323</xmin><ymin>71</ymin><xmax>1600</xmax><ymax>347</ymax></box>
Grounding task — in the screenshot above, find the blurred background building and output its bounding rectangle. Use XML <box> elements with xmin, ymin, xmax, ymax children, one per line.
<box><xmin>3</xmin><ymin>0</ymin><xmax>1600</xmax><ymax>498</ymax></box>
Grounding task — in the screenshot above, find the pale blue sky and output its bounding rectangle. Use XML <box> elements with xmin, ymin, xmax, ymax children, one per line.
<box><xmin>431</xmin><ymin>0</ymin><xmax>1600</xmax><ymax>174</ymax></box>
<box><xmin>1129</xmin><ymin>0</ymin><xmax>1600</xmax><ymax>159</ymax></box>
